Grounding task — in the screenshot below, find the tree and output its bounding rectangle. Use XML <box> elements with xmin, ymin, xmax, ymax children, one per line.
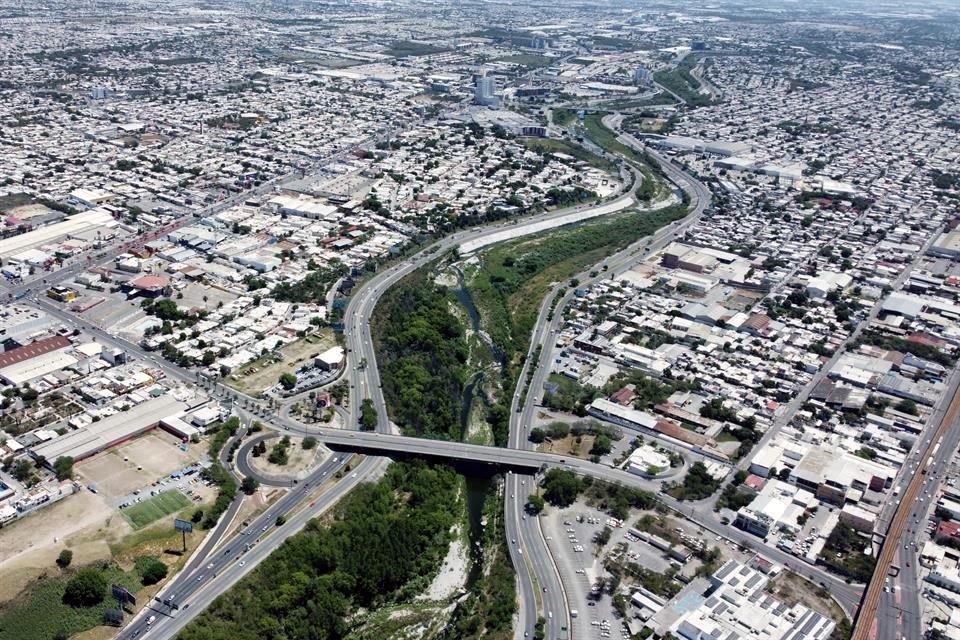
<box><xmin>241</xmin><ymin>476</ymin><xmax>260</xmax><ymax>495</ymax></box>
<box><xmin>527</xmin><ymin>494</ymin><xmax>545</xmax><ymax>514</ymax></box>
<box><xmin>360</xmin><ymin>398</ymin><xmax>378</xmax><ymax>431</ymax></box>
<box><xmin>302</xmin><ymin>436</ymin><xmax>317</xmax><ymax>450</ymax></box>
<box><xmin>136</xmin><ymin>556</ymin><xmax>168</xmax><ymax>586</ymax></box>
<box><xmin>275</xmin><ymin>514</ymin><xmax>287</xmax><ymax>527</ymax></box>
<box><xmin>53</xmin><ymin>456</ymin><xmax>74</xmax><ymax>481</ymax></box>
<box><xmin>528</xmin><ymin>428</ymin><xmax>546</xmax><ymax>444</ymax></box>
<box><xmin>11</xmin><ymin>458</ymin><xmax>32</xmax><ymax>482</ymax></box>
<box><xmin>279</xmin><ymin>373</ymin><xmax>298</xmax><ymax>390</ymax></box>
<box><xmin>191</xmin><ymin>509</ymin><xmax>204</xmax><ymax>524</ymax></box>
<box><xmin>541</xmin><ymin>469</ymin><xmax>582</xmax><ymax>507</ymax></box>
<box><xmin>895</xmin><ymin>399</ymin><xmax>918</xmax><ymax>416</ymax></box>
<box><xmin>590</xmin><ymin>434</ymin><xmax>612</xmax><ymax>456</ymax></box>
<box><xmin>56</xmin><ymin>549</ymin><xmax>73</xmax><ymax>568</ymax></box>
<box><xmin>63</xmin><ymin>568</ymin><xmax>107</xmax><ymax>607</ymax></box>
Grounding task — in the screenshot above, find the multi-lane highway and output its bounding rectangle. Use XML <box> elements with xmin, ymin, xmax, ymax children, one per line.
<box><xmin>502</xmin><ymin>133</ymin><xmax>713</xmax><ymax>640</ymax></box>
<box><xmin>118</xmin><ymin>453</ymin><xmax>382</xmax><ymax>640</ymax></box>
<box><xmin>854</xmin><ymin>365</ymin><xmax>960</xmax><ymax>640</ymax></box>
<box><xmin>23</xmin><ymin>111</ymin><xmax>887</xmax><ymax>639</ymax></box>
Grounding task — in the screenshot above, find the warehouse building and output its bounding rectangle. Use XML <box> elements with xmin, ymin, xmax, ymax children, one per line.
<box><xmin>30</xmin><ymin>394</ymin><xmax>187</xmax><ymax>463</ymax></box>
<box><xmin>650</xmin><ymin>560</ymin><xmax>835</xmax><ymax>640</ymax></box>
<box><xmin>0</xmin><ymin>208</ymin><xmax>118</xmax><ymax>264</ymax></box>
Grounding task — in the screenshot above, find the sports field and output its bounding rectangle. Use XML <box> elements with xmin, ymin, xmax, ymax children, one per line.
<box><xmin>121</xmin><ymin>490</ymin><xmax>191</xmax><ymax>529</ymax></box>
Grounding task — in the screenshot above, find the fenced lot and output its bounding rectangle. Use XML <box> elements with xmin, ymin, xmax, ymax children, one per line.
<box><xmin>121</xmin><ymin>490</ymin><xmax>191</xmax><ymax>529</ymax></box>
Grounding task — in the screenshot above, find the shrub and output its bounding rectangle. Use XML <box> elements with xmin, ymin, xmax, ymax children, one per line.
<box><xmin>63</xmin><ymin>568</ymin><xmax>107</xmax><ymax>607</ymax></box>
<box><xmin>135</xmin><ymin>556</ymin><xmax>168</xmax><ymax>586</ymax></box>
<box><xmin>56</xmin><ymin>549</ymin><xmax>73</xmax><ymax>568</ymax></box>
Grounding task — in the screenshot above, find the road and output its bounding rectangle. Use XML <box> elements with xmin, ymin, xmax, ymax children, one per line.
<box><xmin>503</xmin><ymin>131</ymin><xmax>713</xmax><ymax>640</ymax></box>
<box><xmin>24</xmin><ymin>109</ymin><xmax>874</xmax><ymax>638</ymax></box>
<box><xmin>854</xmin><ymin>364</ymin><xmax>960</xmax><ymax>640</ymax></box>
<box><xmin>235</xmin><ymin>433</ymin><xmax>306</xmax><ymax>488</ymax></box>
<box><xmin>119</xmin><ymin>453</ymin><xmax>380</xmax><ymax>640</ymax></box>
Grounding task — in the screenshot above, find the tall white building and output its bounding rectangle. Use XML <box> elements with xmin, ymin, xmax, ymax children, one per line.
<box><xmin>633</xmin><ymin>67</ymin><xmax>653</xmax><ymax>85</ymax></box>
<box><xmin>474</xmin><ymin>72</ymin><xmax>498</xmax><ymax>107</ymax></box>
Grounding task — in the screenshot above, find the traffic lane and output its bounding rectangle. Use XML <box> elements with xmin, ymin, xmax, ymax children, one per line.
<box><xmin>132</xmin><ymin>457</ymin><xmax>384</xmax><ymax>640</ymax></box>
<box><xmin>506</xmin><ymin>474</ymin><xmax>538</xmax><ymax>640</ymax></box>
<box><xmin>121</xmin><ymin>456</ymin><xmax>350</xmax><ymax>639</ymax></box>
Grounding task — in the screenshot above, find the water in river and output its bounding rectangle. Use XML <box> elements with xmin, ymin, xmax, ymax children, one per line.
<box><xmin>450</xmin><ymin>267</ymin><xmax>505</xmax><ymax>441</ymax></box>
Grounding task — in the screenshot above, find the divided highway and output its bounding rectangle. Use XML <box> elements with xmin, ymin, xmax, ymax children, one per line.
<box><xmin>24</xmin><ymin>117</ymin><xmax>881</xmax><ymax>640</ymax></box>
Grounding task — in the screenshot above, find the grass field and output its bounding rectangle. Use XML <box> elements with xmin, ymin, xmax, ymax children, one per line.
<box><xmin>121</xmin><ymin>490</ymin><xmax>190</xmax><ymax>529</ymax></box>
<box><xmin>385</xmin><ymin>40</ymin><xmax>450</xmax><ymax>57</ymax></box>
<box><xmin>495</xmin><ymin>54</ymin><xmax>554</xmax><ymax>68</ymax></box>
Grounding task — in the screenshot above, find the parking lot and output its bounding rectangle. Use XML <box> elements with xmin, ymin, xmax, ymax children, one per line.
<box><xmin>75</xmin><ymin>430</ymin><xmax>204</xmax><ymax>499</ymax></box>
<box><xmin>543</xmin><ymin>502</ymin><xmax>756</xmax><ymax>638</ymax></box>
<box><xmin>543</xmin><ymin>502</ymin><xmax>629</xmax><ymax>639</ymax></box>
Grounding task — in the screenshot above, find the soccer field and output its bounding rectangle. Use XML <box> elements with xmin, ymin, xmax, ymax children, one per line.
<box><xmin>122</xmin><ymin>490</ymin><xmax>191</xmax><ymax>529</ymax></box>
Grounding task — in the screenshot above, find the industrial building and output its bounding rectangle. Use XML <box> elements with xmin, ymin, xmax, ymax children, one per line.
<box><xmin>0</xmin><ymin>334</ymin><xmax>74</xmax><ymax>385</ymax></box>
<box><xmin>650</xmin><ymin>560</ymin><xmax>835</xmax><ymax>640</ymax></box>
<box><xmin>30</xmin><ymin>394</ymin><xmax>187</xmax><ymax>463</ymax></box>
<box><xmin>0</xmin><ymin>208</ymin><xmax>119</xmax><ymax>265</ymax></box>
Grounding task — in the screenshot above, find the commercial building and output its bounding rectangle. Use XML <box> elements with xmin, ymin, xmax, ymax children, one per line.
<box><xmin>651</xmin><ymin>560</ymin><xmax>834</xmax><ymax>640</ymax></box>
<box><xmin>30</xmin><ymin>394</ymin><xmax>186</xmax><ymax>462</ymax></box>
<box><xmin>624</xmin><ymin>445</ymin><xmax>672</xmax><ymax>478</ymax></box>
<box><xmin>315</xmin><ymin>346</ymin><xmax>345</xmax><ymax>371</ymax></box>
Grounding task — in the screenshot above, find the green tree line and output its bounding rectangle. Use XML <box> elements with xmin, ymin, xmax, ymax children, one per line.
<box><xmin>180</xmin><ymin>461</ymin><xmax>461</xmax><ymax>640</ymax></box>
<box><xmin>373</xmin><ymin>277</ymin><xmax>468</xmax><ymax>440</ymax></box>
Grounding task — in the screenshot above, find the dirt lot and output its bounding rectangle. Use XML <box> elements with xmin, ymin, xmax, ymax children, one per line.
<box><xmin>75</xmin><ymin>430</ymin><xmax>204</xmax><ymax>499</ymax></box>
<box><xmin>176</xmin><ymin>282</ymin><xmax>237</xmax><ymax>312</ymax></box>
<box><xmin>226</xmin><ymin>331</ymin><xmax>337</xmax><ymax>396</ymax></box>
<box><xmin>249</xmin><ymin>436</ymin><xmax>326</xmax><ymax>479</ymax></box>
<box><xmin>770</xmin><ymin>570</ymin><xmax>847</xmax><ymax>623</ymax></box>
<box><xmin>0</xmin><ymin>490</ymin><xmax>123</xmax><ymax>602</ymax></box>
<box><xmin>539</xmin><ymin>434</ymin><xmax>598</xmax><ymax>459</ymax></box>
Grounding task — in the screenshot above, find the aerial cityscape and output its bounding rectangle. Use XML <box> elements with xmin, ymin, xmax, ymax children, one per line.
<box><xmin>0</xmin><ymin>0</ymin><xmax>958</xmax><ymax>639</ymax></box>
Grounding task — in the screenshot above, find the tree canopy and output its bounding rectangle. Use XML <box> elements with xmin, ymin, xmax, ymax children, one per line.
<box><xmin>180</xmin><ymin>462</ymin><xmax>461</xmax><ymax>640</ymax></box>
<box><xmin>374</xmin><ymin>281</ymin><xmax>467</xmax><ymax>440</ymax></box>
<box><xmin>63</xmin><ymin>568</ymin><xmax>107</xmax><ymax>607</ymax></box>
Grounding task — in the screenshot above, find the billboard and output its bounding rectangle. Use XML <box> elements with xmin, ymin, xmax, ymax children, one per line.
<box><xmin>174</xmin><ymin>518</ymin><xmax>194</xmax><ymax>533</ymax></box>
<box><xmin>111</xmin><ymin>584</ymin><xmax>136</xmax><ymax>606</ymax></box>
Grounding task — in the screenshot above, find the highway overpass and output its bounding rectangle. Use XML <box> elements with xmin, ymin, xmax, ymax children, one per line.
<box><xmin>315</xmin><ymin>428</ymin><xmax>545</xmax><ymax>472</ymax></box>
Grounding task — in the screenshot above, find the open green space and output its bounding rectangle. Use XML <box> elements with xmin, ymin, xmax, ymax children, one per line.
<box><xmin>654</xmin><ymin>55</ymin><xmax>714</xmax><ymax>107</ymax></box>
<box><xmin>521</xmin><ymin>137</ymin><xmax>617</xmax><ymax>174</ymax></box>
<box><xmin>578</xmin><ymin>113</ymin><xmax>667</xmax><ymax>201</ymax></box>
<box><xmin>0</xmin><ymin>563</ymin><xmax>142</xmax><ymax>640</ymax></box>
<box><xmin>0</xmin><ymin>192</ymin><xmax>35</xmax><ymax>212</ymax></box>
<box><xmin>589</xmin><ymin>35</ymin><xmax>649</xmax><ymax>51</ymax></box>
<box><xmin>820</xmin><ymin>521</ymin><xmax>876</xmax><ymax>583</ymax></box>
<box><xmin>385</xmin><ymin>40</ymin><xmax>451</xmax><ymax>57</ymax></box>
<box><xmin>121</xmin><ymin>490</ymin><xmax>191</xmax><ymax>529</ymax></box>
<box><xmin>551</xmin><ymin>107</ymin><xmax>575</xmax><ymax>127</ymax></box>
<box><xmin>467</xmin><ymin>204</ymin><xmax>688</xmax><ymax>367</ymax></box>
<box><xmin>495</xmin><ymin>54</ymin><xmax>554</xmax><ymax>68</ymax></box>
<box><xmin>602</xmin><ymin>93</ymin><xmax>679</xmax><ymax>110</ymax></box>
<box><xmin>373</xmin><ymin>275</ymin><xmax>469</xmax><ymax>442</ymax></box>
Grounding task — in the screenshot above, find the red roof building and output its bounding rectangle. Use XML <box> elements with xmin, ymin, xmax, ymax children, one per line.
<box><xmin>129</xmin><ymin>274</ymin><xmax>170</xmax><ymax>293</ymax></box>
<box><xmin>0</xmin><ymin>335</ymin><xmax>71</xmax><ymax>370</ymax></box>
<box><xmin>936</xmin><ymin>520</ymin><xmax>960</xmax><ymax>542</ymax></box>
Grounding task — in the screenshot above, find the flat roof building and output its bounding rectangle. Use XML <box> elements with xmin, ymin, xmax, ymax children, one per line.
<box><xmin>31</xmin><ymin>394</ymin><xmax>186</xmax><ymax>462</ymax></box>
